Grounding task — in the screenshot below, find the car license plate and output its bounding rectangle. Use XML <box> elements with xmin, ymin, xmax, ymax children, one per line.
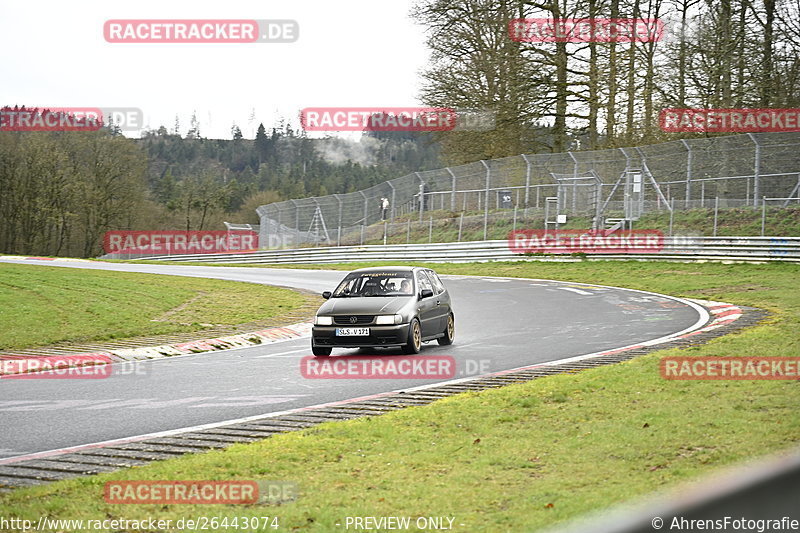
<box><xmin>335</xmin><ymin>327</ymin><xmax>370</xmax><ymax>336</ymax></box>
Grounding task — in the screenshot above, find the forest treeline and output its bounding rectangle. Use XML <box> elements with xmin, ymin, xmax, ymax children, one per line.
<box><xmin>0</xmin><ymin>123</ymin><xmax>442</xmax><ymax>257</ymax></box>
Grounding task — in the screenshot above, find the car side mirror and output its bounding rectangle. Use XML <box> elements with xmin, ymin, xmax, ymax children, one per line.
<box><xmin>322</xmin><ymin>291</ymin><xmax>332</xmax><ymax>299</ymax></box>
<box><xmin>419</xmin><ymin>288</ymin><xmax>434</xmax><ymax>299</ymax></box>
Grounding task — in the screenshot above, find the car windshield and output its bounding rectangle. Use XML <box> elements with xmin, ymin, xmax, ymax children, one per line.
<box><xmin>332</xmin><ymin>272</ymin><xmax>415</xmax><ymax>297</ymax></box>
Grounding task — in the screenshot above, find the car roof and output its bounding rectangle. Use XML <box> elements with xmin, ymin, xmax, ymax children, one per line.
<box><xmin>349</xmin><ymin>266</ymin><xmax>422</xmax><ymax>274</ymax></box>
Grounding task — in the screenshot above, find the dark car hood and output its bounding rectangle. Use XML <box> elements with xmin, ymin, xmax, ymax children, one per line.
<box><xmin>318</xmin><ymin>296</ymin><xmax>413</xmax><ymax>315</ymax></box>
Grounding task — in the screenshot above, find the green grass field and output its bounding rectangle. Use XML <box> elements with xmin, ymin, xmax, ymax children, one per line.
<box><xmin>1</xmin><ymin>260</ymin><xmax>798</xmax><ymax>532</ymax></box>
<box><xmin>0</xmin><ymin>263</ymin><xmax>306</xmax><ymax>350</ymax></box>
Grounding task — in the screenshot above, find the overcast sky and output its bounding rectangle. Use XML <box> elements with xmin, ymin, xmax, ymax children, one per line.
<box><xmin>0</xmin><ymin>0</ymin><xmax>431</xmax><ymax>139</ymax></box>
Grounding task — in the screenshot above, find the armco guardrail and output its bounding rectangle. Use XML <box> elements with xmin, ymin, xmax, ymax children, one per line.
<box><xmin>132</xmin><ymin>236</ymin><xmax>800</xmax><ymax>264</ymax></box>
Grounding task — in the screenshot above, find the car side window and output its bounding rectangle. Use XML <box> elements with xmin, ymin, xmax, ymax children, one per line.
<box><xmin>416</xmin><ymin>271</ymin><xmax>433</xmax><ymax>294</ymax></box>
<box><xmin>426</xmin><ymin>270</ymin><xmax>446</xmax><ymax>294</ymax></box>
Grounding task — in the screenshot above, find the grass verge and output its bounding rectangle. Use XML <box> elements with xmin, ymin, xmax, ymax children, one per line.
<box><xmin>0</xmin><ymin>263</ymin><xmax>305</xmax><ymax>350</ymax></box>
<box><xmin>1</xmin><ymin>261</ymin><xmax>798</xmax><ymax>532</ymax></box>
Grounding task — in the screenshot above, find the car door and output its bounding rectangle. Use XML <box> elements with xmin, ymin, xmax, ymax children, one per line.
<box><xmin>415</xmin><ymin>270</ymin><xmax>438</xmax><ymax>337</ymax></box>
<box><xmin>424</xmin><ymin>269</ymin><xmax>449</xmax><ymax>333</ymax></box>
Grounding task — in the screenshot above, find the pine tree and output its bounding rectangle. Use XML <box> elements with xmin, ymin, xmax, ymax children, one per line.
<box><xmin>255</xmin><ymin>123</ymin><xmax>269</xmax><ymax>165</ymax></box>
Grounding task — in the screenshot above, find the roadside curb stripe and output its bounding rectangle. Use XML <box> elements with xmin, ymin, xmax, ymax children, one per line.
<box><xmin>0</xmin><ymin>322</ymin><xmax>313</xmax><ymax>377</ymax></box>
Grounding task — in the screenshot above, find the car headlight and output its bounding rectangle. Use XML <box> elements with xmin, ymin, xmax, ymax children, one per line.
<box><xmin>375</xmin><ymin>314</ymin><xmax>402</xmax><ymax>325</ymax></box>
<box><xmin>315</xmin><ymin>315</ymin><xmax>333</xmax><ymax>326</ymax></box>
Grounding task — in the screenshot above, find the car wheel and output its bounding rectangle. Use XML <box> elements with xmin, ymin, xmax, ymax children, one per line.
<box><xmin>438</xmin><ymin>313</ymin><xmax>455</xmax><ymax>345</ymax></box>
<box><xmin>402</xmin><ymin>318</ymin><xmax>422</xmax><ymax>354</ymax></box>
<box><xmin>312</xmin><ymin>346</ymin><xmax>332</xmax><ymax>357</ymax></box>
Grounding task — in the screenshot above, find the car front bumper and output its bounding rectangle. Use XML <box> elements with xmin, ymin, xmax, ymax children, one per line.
<box><xmin>312</xmin><ymin>324</ymin><xmax>411</xmax><ymax>348</ymax></box>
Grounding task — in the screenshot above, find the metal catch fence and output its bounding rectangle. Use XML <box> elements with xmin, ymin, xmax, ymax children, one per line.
<box><xmin>256</xmin><ymin>132</ymin><xmax>800</xmax><ymax>248</ymax></box>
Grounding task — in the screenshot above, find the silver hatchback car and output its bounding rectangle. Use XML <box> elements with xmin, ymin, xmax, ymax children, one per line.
<box><xmin>311</xmin><ymin>266</ymin><xmax>455</xmax><ymax>356</ymax></box>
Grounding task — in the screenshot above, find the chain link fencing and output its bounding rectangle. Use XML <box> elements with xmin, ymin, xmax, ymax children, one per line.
<box><xmin>256</xmin><ymin>132</ymin><xmax>800</xmax><ymax>248</ymax></box>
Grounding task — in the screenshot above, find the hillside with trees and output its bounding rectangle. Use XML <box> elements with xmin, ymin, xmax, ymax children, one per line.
<box><xmin>0</xmin><ymin>118</ymin><xmax>442</xmax><ymax>257</ymax></box>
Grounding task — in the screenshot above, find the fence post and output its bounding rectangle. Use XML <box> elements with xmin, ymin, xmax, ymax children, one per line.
<box><xmin>383</xmin><ymin>221</ymin><xmax>388</xmax><ymax>245</ymax></box>
<box><xmin>289</xmin><ymin>200</ymin><xmax>298</xmax><ymax>230</ymax></box>
<box><xmin>701</xmin><ymin>181</ymin><xmax>705</xmax><ymax>208</ymax></box>
<box><xmin>748</xmin><ymin>133</ymin><xmax>761</xmax><ymax>208</ymax></box>
<box><xmin>568</xmin><ymin>151</ymin><xmax>579</xmax><ymax>213</ymax></box>
<box><xmin>311</xmin><ymin>198</ymin><xmax>321</xmax><ymax>247</ymax></box>
<box><xmin>713</xmin><ymin>196</ymin><xmax>719</xmax><ymax>237</ymax></box>
<box><xmin>335</xmin><ymin>194</ymin><xmax>342</xmax><ymax>247</ymax></box>
<box><xmin>447</xmin><ymin>167</ymin><xmax>457</xmax><ymax>211</ymax></box>
<box><xmin>360</xmin><ymin>191</ymin><xmax>368</xmax><ymax>227</ymax></box>
<box><xmin>262</xmin><ymin>208</ymin><xmax>270</xmax><ymax>250</ymax></box>
<box><xmin>746</xmin><ymin>178</ymin><xmax>750</xmax><ymax>206</ymax></box>
<box><xmin>414</xmin><ymin>171</ymin><xmax>424</xmax><ymax>223</ymax></box>
<box><xmin>360</xmin><ymin>224</ymin><xmax>364</xmax><ymax>245</ymax></box>
<box><xmin>289</xmin><ymin>200</ymin><xmax>300</xmax><ymax>245</ymax></box>
<box><xmin>458</xmin><ymin>212</ymin><xmax>464</xmax><ymax>242</ymax></box>
<box><xmin>513</xmin><ymin>206</ymin><xmax>518</xmax><ymax>231</ymax></box>
<box><xmin>681</xmin><ymin>139</ymin><xmax>692</xmax><ymax>208</ymax></box>
<box><xmin>481</xmin><ymin>160</ymin><xmax>490</xmax><ymax>240</ymax></box>
<box><xmin>521</xmin><ymin>154</ymin><xmax>531</xmax><ymax>206</ymax></box>
<box><xmin>406</xmin><ymin>218</ymin><xmax>411</xmax><ymax>243</ymax></box>
<box><xmin>761</xmin><ymin>197</ymin><xmax>766</xmax><ymax>236</ymax></box>
<box><xmin>388</xmin><ymin>181</ymin><xmax>396</xmax><ymax>224</ymax></box>
<box><xmin>669</xmin><ymin>198</ymin><xmax>674</xmax><ymax>236</ymax></box>
<box><xmin>429</xmin><ymin>216</ymin><xmax>433</xmax><ymax>243</ymax></box>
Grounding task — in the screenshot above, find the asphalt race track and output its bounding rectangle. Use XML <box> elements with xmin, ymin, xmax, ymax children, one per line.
<box><xmin>0</xmin><ymin>258</ymin><xmax>704</xmax><ymax>460</ymax></box>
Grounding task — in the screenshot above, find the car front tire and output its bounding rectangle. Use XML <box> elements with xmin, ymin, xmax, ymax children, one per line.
<box><xmin>437</xmin><ymin>313</ymin><xmax>455</xmax><ymax>345</ymax></box>
<box><xmin>402</xmin><ymin>318</ymin><xmax>422</xmax><ymax>354</ymax></box>
<box><xmin>312</xmin><ymin>346</ymin><xmax>332</xmax><ymax>357</ymax></box>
